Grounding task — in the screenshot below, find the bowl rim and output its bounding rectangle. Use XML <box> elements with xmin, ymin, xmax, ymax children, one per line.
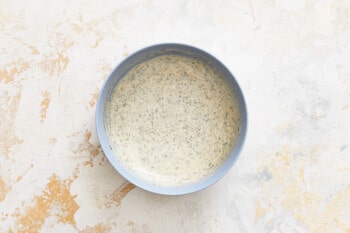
<box><xmin>96</xmin><ymin>43</ymin><xmax>248</xmax><ymax>195</ymax></box>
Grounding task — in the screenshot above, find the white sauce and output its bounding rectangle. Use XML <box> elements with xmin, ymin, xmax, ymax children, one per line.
<box><xmin>105</xmin><ymin>54</ymin><xmax>240</xmax><ymax>186</ymax></box>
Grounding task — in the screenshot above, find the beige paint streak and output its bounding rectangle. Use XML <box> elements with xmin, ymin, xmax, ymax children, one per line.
<box><xmin>0</xmin><ymin>176</ymin><xmax>10</xmax><ymax>201</ymax></box>
<box><xmin>40</xmin><ymin>52</ymin><xmax>69</xmax><ymax>77</ymax></box>
<box><xmin>40</xmin><ymin>91</ymin><xmax>51</xmax><ymax>122</ymax></box>
<box><xmin>0</xmin><ymin>88</ymin><xmax>23</xmax><ymax>158</ymax></box>
<box><xmin>82</xmin><ymin>130</ymin><xmax>101</xmax><ymax>167</ymax></box>
<box><xmin>72</xmin><ymin>130</ymin><xmax>102</xmax><ymax>167</ymax></box>
<box><xmin>11</xmin><ymin>38</ymin><xmax>40</xmax><ymax>55</ymax></box>
<box><xmin>257</xmin><ymin>146</ymin><xmax>350</xmax><ymax>232</ymax></box>
<box><xmin>49</xmin><ymin>137</ymin><xmax>57</xmax><ymax>144</ymax></box>
<box><xmin>110</xmin><ymin>182</ymin><xmax>136</xmax><ymax>206</ymax></box>
<box><xmin>80</xmin><ymin>223</ymin><xmax>111</xmax><ymax>233</ymax></box>
<box><xmin>13</xmin><ymin>173</ymin><xmax>79</xmax><ymax>233</ymax></box>
<box><xmin>89</xmin><ymin>89</ymin><xmax>99</xmax><ymax>108</ymax></box>
<box><xmin>0</xmin><ymin>61</ymin><xmax>29</xmax><ymax>84</ymax></box>
<box><xmin>0</xmin><ymin>164</ymin><xmax>33</xmax><ymax>205</ymax></box>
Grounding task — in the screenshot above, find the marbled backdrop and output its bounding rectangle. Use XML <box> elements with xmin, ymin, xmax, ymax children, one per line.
<box><xmin>1</xmin><ymin>0</ymin><xmax>350</xmax><ymax>232</ymax></box>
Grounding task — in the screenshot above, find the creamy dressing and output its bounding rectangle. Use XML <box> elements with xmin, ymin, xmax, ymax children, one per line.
<box><xmin>105</xmin><ymin>54</ymin><xmax>240</xmax><ymax>186</ymax></box>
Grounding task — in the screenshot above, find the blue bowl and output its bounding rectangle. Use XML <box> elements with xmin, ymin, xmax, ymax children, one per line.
<box><xmin>96</xmin><ymin>44</ymin><xmax>247</xmax><ymax>195</ymax></box>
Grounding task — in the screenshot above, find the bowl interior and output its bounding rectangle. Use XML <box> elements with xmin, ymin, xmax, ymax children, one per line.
<box><xmin>96</xmin><ymin>44</ymin><xmax>247</xmax><ymax>195</ymax></box>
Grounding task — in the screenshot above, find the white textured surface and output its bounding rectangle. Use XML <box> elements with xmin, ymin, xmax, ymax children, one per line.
<box><xmin>1</xmin><ymin>0</ymin><xmax>350</xmax><ymax>232</ymax></box>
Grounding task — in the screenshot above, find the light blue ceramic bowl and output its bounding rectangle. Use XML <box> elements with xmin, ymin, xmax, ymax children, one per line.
<box><xmin>96</xmin><ymin>44</ymin><xmax>247</xmax><ymax>195</ymax></box>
